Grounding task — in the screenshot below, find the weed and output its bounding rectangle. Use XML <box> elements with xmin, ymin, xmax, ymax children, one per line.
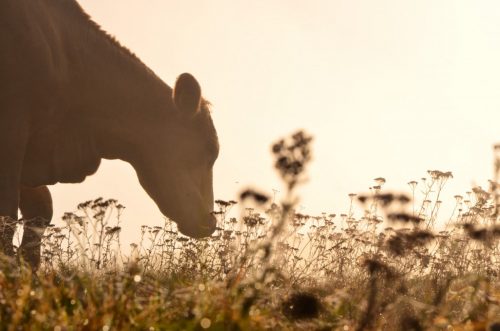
<box><xmin>0</xmin><ymin>131</ymin><xmax>499</xmax><ymax>330</ymax></box>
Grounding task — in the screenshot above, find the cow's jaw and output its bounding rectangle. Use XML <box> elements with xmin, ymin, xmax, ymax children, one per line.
<box><xmin>137</xmin><ymin>166</ymin><xmax>217</xmax><ymax>239</ymax></box>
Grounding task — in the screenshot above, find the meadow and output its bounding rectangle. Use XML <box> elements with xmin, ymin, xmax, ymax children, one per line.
<box><xmin>1</xmin><ymin>131</ymin><xmax>500</xmax><ymax>330</ymax></box>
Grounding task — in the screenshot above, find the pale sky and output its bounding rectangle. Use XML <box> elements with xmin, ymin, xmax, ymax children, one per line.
<box><xmin>51</xmin><ymin>1</ymin><xmax>500</xmax><ymax>243</ymax></box>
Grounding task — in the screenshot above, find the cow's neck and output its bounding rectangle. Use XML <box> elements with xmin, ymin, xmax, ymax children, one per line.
<box><xmin>71</xmin><ymin>26</ymin><xmax>174</xmax><ymax>164</ymax></box>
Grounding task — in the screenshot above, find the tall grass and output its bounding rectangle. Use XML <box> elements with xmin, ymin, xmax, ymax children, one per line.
<box><xmin>1</xmin><ymin>131</ymin><xmax>500</xmax><ymax>330</ymax></box>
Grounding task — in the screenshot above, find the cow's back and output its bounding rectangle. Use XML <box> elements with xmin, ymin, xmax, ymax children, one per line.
<box><xmin>1</xmin><ymin>0</ymin><xmax>71</xmax><ymax>99</ymax></box>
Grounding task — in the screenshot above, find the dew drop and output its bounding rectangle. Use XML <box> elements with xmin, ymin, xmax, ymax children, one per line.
<box><xmin>200</xmin><ymin>318</ymin><xmax>211</xmax><ymax>329</ymax></box>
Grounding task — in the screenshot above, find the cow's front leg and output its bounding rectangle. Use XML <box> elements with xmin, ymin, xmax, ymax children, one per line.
<box><xmin>0</xmin><ymin>112</ymin><xmax>29</xmax><ymax>257</ymax></box>
<box><xmin>19</xmin><ymin>186</ymin><xmax>53</xmax><ymax>270</ymax></box>
<box><xmin>0</xmin><ymin>217</ymin><xmax>17</xmax><ymax>257</ymax></box>
<box><xmin>0</xmin><ymin>185</ymin><xmax>18</xmax><ymax>257</ymax></box>
<box><xmin>0</xmin><ymin>172</ymin><xmax>22</xmax><ymax>258</ymax></box>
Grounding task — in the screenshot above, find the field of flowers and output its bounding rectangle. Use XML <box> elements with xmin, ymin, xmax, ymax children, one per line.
<box><xmin>0</xmin><ymin>131</ymin><xmax>499</xmax><ymax>330</ymax></box>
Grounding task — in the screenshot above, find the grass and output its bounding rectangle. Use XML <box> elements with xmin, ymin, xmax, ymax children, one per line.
<box><xmin>1</xmin><ymin>131</ymin><xmax>500</xmax><ymax>330</ymax></box>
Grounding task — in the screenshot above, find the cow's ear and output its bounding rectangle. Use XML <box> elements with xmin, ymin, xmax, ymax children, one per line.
<box><xmin>173</xmin><ymin>73</ymin><xmax>201</xmax><ymax>117</ymax></box>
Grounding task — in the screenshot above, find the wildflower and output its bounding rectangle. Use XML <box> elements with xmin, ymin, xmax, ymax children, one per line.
<box><xmin>215</xmin><ymin>199</ymin><xmax>232</xmax><ymax>208</ymax></box>
<box><xmin>272</xmin><ymin>130</ymin><xmax>313</xmax><ymax>189</ymax></box>
<box><xmin>77</xmin><ymin>200</ymin><xmax>92</xmax><ymax>210</ymax></box>
<box><xmin>428</xmin><ymin>170</ymin><xmax>453</xmax><ymax>180</ymax></box>
<box><xmin>386</xmin><ymin>230</ymin><xmax>434</xmax><ymax>256</ymax></box>
<box><xmin>105</xmin><ymin>226</ymin><xmax>121</xmax><ymax>235</ymax></box>
<box><xmin>93</xmin><ymin>197</ymin><xmax>103</xmax><ymax>205</ymax></box>
<box><xmin>272</xmin><ymin>139</ymin><xmax>284</xmax><ymax>153</ymax></box>
<box><xmin>408</xmin><ymin>181</ymin><xmax>418</xmax><ymax>190</ymax></box>
<box><xmin>61</xmin><ymin>212</ymin><xmax>75</xmax><ymax>222</ymax></box>
<box><xmin>93</xmin><ymin>210</ymin><xmax>105</xmax><ymax>218</ymax></box>
<box><xmin>243</xmin><ymin>215</ymin><xmax>261</xmax><ymax>227</ymax></box>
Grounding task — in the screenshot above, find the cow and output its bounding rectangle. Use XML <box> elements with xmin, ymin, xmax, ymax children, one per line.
<box><xmin>0</xmin><ymin>0</ymin><xmax>219</xmax><ymax>269</ymax></box>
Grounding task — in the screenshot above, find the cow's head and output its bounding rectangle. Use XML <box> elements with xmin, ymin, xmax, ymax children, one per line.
<box><xmin>135</xmin><ymin>73</ymin><xmax>219</xmax><ymax>238</ymax></box>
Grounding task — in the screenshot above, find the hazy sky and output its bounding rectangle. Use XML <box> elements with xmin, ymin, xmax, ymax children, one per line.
<box><xmin>51</xmin><ymin>1</ymin><xmax>500</xmax><ymax>242</ymax></box>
